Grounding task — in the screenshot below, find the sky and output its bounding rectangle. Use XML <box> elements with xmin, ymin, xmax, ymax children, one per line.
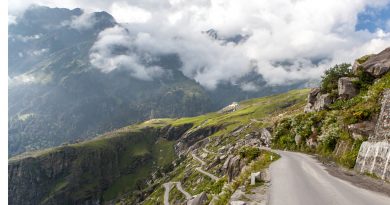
<box><xmin>8</xmin><ymin>0</ymin><xmax>390</xmax><ymax>89</ymax></box>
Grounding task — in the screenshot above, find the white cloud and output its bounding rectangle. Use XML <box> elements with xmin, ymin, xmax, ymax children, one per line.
<box><xmin>8</xmin><ymin>15</ymin><xmax>17</xmax><ymax>25</ymax></box>
<box><xmin>110</xmin><ymin>2</ymin><xmax>151</xmax><ymax>23</ymax></box>
<box><xmin>31</xmin><ymin>48</ymin><xmax>48</xmax><ymax>56</ymax></box>
<box><xmin>11</xmin><ymin>34</ymin><xmax>41</xmax><ymax>42</ymax></box>
<box><xmin>66</xmin><ymin>12</ymin><xmax>97</xmax><ymax>30</ymax></box>
<box><xmin>8</xmin><ymin>0</ymin><xmax>390</xmax><ymax>89</ymax></box>
<box><xmin>89</xmin><ymin>26</ymin><xmax>164</xmax><ymax>80</ymax></box>
<box><xmin>241</xmin><ymin>82</ymin><xmax>259</xmax><ymax>92</ymax></box>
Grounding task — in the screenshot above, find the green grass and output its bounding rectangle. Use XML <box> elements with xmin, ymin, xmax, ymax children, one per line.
<box><xmin>103</xmin><ymin>162</ymin><xmax>153</xmax><ymax>201</ymax></box>
<box><xmin>153</xmin><ymin>138</ymin><xmax>176</xmax><ymax>166</ymax></box>
<box><xmin>10</xmin><ymin>88</ymin><xmax>311</xmax><ymax>205</ymax></box>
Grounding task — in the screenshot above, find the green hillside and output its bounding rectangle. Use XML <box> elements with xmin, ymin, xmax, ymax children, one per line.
<box><xmin>9</xmin><ymin>88</ymin><xmax>309</xmax><ymax>204</ymax></box>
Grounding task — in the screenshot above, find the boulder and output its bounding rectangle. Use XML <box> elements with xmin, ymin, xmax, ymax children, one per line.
<box><xmin>260</xmin><ymin>128</ymin><xmax>272</xmax><ymax>147</ymax></box>
<box><xmin>347</xmin><ymin>121</ymin><xmax>375</xmax><ymax>140</ymax></box>
<box><xmin>308</xmin><ymin>87</ymin><xmax>321</xmax><ymax>104</ymax></box>
<box><xmin>187</xmin><ymin>192</ymin><xmax>208</xmax><ymax>205</ymax></box>
<box><xmin>359</xmin><ymin>47</ymin><xmax>390</xmax><ymax>78</ymax></box>
<box><xmin>306</xmin><ymin>138</ymin><xmax>317</xmax><ymax>148</ymax></box>
<box><xmin>313</xmin><ymin>94</ymin><xmax>333</xmax><ymax>111</ymax></box>
<box><xmin>222</xmin><ymin>155</ymin><xmax>234</xmax><ymax>171</ymax></box>
<box><xmin>295</xmin><ymin>134</ymin><xmax>302</xmax><ymax>145</ymax></box>
<box><xmin>304</xmin><ymin>88</ymin><xmax>333</xmax><ymax>112</ymax></box>
<box><xmin>352</xmin><ymin>55</ymin><xmax>374</xmax><ymax>74</ymax></box>
<box><xmin>338</xmin><ymin>77</ymin><xmax>359</xmax><ymax>100</ymax></box>
<box><xmin>227</xmin><ymin>155</ymin><xmax>242</xmax><ymax>182</ymax></box>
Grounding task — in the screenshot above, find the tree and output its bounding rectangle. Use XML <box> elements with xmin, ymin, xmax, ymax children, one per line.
<box><xmin>320</xmin><ymin>63</ymin><xmax>352</xmax><ymax>94</ymax></box>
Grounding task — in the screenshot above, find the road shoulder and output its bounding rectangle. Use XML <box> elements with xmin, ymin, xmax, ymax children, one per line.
<box><xmin>318</xmin><ymin>156</ymin><xmax>390</xmax><ymax>197</ymax></box>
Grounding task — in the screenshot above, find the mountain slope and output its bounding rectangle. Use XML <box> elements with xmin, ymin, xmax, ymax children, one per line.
<box><xmin>9</xmin><ymin>88</ymin><xmax>309</xmax><ymax>205</ymax></box>
<box><xmin>8</xmin><ymin>6</ymin><xmax>213</xmax><ymax>156</ymax></box>
<box><xmin>8</xmin><ymin>6</ymin><xmax>305</xmax><ymax>156</ymax></box>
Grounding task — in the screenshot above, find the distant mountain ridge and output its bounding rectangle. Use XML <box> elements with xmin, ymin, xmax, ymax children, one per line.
<box><xmin>8</xmin><ymin>6</ymin><xmax>304</xmax><ymax>156</ymax></box>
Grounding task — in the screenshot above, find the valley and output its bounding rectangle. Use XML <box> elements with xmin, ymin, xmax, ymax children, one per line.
<box><xmin>7</xmin><ymin>5</ymin><xmax>390</xmax><ymax>205</ymax></box>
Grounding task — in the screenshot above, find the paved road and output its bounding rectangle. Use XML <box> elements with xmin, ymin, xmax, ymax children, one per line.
<box><xmin>268</xmin><ymin>150</ymin><xmax>390</xmax><ymax>205</ymax></box>
<box><xmin>163</xmin><ymin>182</ymin><xmax>192</xmax><ymax>205</ymax></box>
<box><xmin>163</xmin><ymin>183</ymin><xmax>172</xmax><ymax>205</ymax></box>
<box><xmin>195</xmin><ymin>167</ymin><xmax>219</xmax><ymax>181</ymax></box>
<box><xmin>175</xmin><ymin>182</ymin><xmax>192</xmax><ymax>199</ymax></box>
<box><xmin>191</xmin><ymin>152</ymin><xmax>206</xmax><ymax>166</ymax></box>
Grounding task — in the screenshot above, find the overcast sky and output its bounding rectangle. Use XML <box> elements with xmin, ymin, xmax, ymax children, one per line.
<box><xmin>8</xmin><ymin>0</ymin><xmax>390</xmax><ymax>89</ymax></box>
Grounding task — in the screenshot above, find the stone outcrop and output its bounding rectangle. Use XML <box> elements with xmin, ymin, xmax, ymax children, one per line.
<box><xmin>338</xmin><ymin>77</ymin><xmax>359</xmax><ymax>100</ymax></box>
<box><xmin>260</xmin><ymin>128</ymin><xmax>272</xmax><ymax>147</ymax></box>
<box><xmin>358</xmin><ymin>47</ymin><xmax>390</xmax><ymax>78</ymax></box>
<box><xmin>159</xmin><ymin>123</ymin><xmax>193</xmax><ymax>140</ymax></box>
<box><xmin>347</xmin><ymin>121</ymin><xmax>375</xmax><ymax>140</ymax></box>
<box><xmin>304</xmin><ymin>88</ymin><xmax>333</xmax><ymax>112</ymax></box>
<box><xmin>223</xmin><ymin>155</ymin><xmax>246</xmax><ymax>182</ymax></box>
<box><xmin>355</xmin><ymin>89</ymin><xmax>390</xmax><ymax>180</ymax></box>
<box><xmin>176</xmin><ymin>125</ymin><xmax>222</xmax><ymax>155</ymax></box>
<box><xmin>187</xmin><ymin>192</ymin><xmax>208</xmax><ymax>205</ymax></box>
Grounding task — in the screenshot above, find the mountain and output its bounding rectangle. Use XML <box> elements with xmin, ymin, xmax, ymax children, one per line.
<box><xmin>9</xmin><ymin>88</ymin><xmax>307</xmax><ymax>205</ymax></box>
<box><xmin>8</xmin><ymin>6</ymin><xmax>304</xmax><ymax>156</ymax></box>
<box><xmin>8</xmin><ymin>6</ymin><xmax>213</xmax><ymax>156</ymax></box>
<box><xmin>8</xmin><ymin>48</ymin><xmax>390</xmax><ymax>205</ymax></box>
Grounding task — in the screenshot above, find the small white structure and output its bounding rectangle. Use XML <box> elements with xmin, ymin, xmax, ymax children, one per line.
<box><xmin>250</xmin><ymin>172</ymin><xmax>261</xmax><ymax>185</ymax></box>
<box><xmin>219</xmin><ymin>102</ymin><xmax>239</xmax><ymax>113</ymax></box>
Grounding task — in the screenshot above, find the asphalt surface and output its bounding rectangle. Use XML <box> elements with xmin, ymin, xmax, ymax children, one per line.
<box><xmin>268</xmin><ymin>150</ymin><xmax>390</xmax><ymax>205</ymax></box>
<box><xmin>195</xmin><ymin>167</ymin><xmax>219</xmax><ymax>181</ymax></box>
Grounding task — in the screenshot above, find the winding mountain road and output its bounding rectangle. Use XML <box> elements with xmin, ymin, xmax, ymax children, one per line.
<box><xmin>191</xmin><ymin>152</ymin><xmax>206</xmax><ymax>166</ymax></box>
<box><xmin>195</xmin><ymin>167</ymin><xmax>219</xmax><ymax>181</ymax></box>
<box><xmin>192</xmin><ymin>152</ymin><xmax>220</xmax><ymax>180</ymax></box>
<box><xmin>268</xmin><ymin>150</ymin><xmax>390</xmax><ymax>205</ymax></box>
<box><xmin>163</xmin><ymin>182</ymin><xmax>192</xmax><ymax>205</ymax></box>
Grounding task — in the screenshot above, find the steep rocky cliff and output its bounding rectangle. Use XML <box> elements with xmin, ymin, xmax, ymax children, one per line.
<box><xmin>355</xmin><ymin>89</ymin><xmax>390</xmax><ymax>180</ymax></box>
<box><xmin>8</xmin><ymin>123</ymin><xmax>195</xmax><ymax>205</ymax></box>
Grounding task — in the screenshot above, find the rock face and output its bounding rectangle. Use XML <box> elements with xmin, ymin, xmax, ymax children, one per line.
<box><xmin>260</xmin><ymin>128</ymin><xmax>272</xmax><ymax>147</ymax></box>
<box><xmin>8</xmin><ymin>127</ymin><xmax>177</xmax><ymax>205</ymax></box>
<box><xmin>355</xmin><ymin>89</ymin><xmax>390</xmax><ymax>180</ymax></box>
<box><xmin>223</xmin><ymin>155</ymin><xmax>245</xmax><ymax>182</ymax></box>
<box><xmin>338</xmin><ymin>77</ymin><xmax>359</xmax><ymax>100</ymax></box>
<box><xmin>187</xmin><ymin>192</ymin><xmax>208</xmax><ymax>205</ymax></box>
<box><xmin>347</xmin><ymin>121</ymin><xmax>375</xmax><ymax>140</ymax></box>
<box><xmin>359</xmin><ymin>47</ymin><xmax>390</xmax><ymax>78</ymax></box>
<box><xmin>159</xmin><ymin>123</ymin><xmax>193</xmax><ymax>140</ymax></box>
<box><xmin>304</xmin><ymin>88</ymin><xmax>333</xmax><ymax>112</ymax></box>
<box><xmin>176</xmin><ymin>125</ymin><xmax>222</xmax><ymax>155</ymax></box>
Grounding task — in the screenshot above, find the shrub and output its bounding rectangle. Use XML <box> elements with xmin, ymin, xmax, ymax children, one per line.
<box><xmin>239</xmin><ymin>147</ymin><xmax>261</xmax><ymax>160</ymax></box>
<box><xmin>339</xmin><ymin>140</ymin><xmax>363</xmax><ymax>168</ymax></box>
<box><xmin>354</xmin><ymin>69</ymin><xmax>375</xmax><ymax>91</ymax></box>
<box><xmin>356</xmin><ymin>55</ymin><xmax>372</xmax><ymax>64</ymax></box>
<box><xmin>320</xmin><ymin>63</ymin><xmax>352</xmax><ymax>94</ymax></box>
<box><xmin>317</xmin><ymin>123</ymin><xmax>340</xmax><ymax>155</ymax></box>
